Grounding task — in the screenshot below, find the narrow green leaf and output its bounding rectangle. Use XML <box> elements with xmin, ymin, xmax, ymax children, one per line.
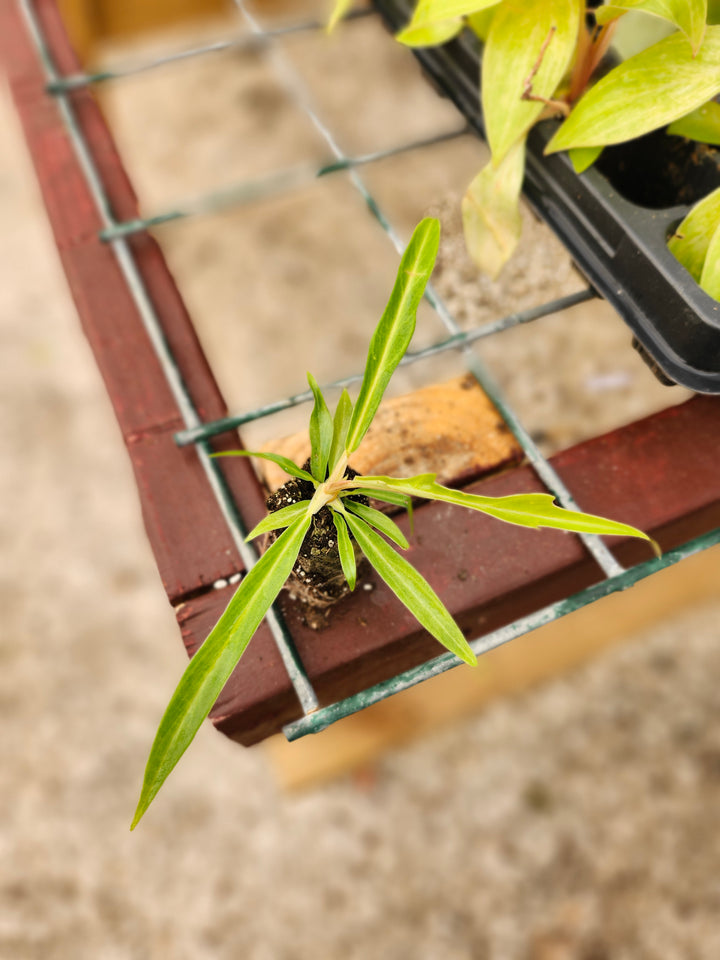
<box><xmin>595</xmin><ymin>0</ymin><xmax>707</xmax><ymax>55</ymax></box>
<box><xmin>483</xmin><ymin>0</ymin><xmax>583</xmax><ymax>163</ymax></box>
<box><xmin>308</xmin><ymin>373</ymin><xmax>333</xmax><ymax>482</ymax></box>
<box><xmin>343</xmin><ymin>499</ymin><xmax>409</xmax><ymax>549</ymax></box>
<box><xmin>210</xmin><ymin>450</ymin><xmax>316</xmax><ymax>485</ymax></box>
<box><xmin>331</xmin><ymin>510</ymin><xmax>357</xmax><ymax>590</ymax></box>
<box><xmin>546</xmin><ymin>27</ymin><xmax>720</xmax><ymax>152</ymax></box>
<box><xmin>699</xmin><ymin>218</ymin><xmax>720</xmax><ymax>298</ymax></box>
<box><xmin>131</xmin><ymin>514</ymin><xmax>311</xmax><ymax>829</ymax></box>
<box><xmin>345</xmin><ymin>218</ymin><xmax>440</xmax><ymax>453</ymax></box>
<box><xmin>462</xmin><ymin>139</ymin><xmax>525</xmax><ymax>278</ymax></box>
<box><xmin>351</xmin><ymin>487</ymin><xmax>415</xmax><ymax>536</ymax></box>
<box><xmin>396</xmin><ymin>18</ymin><xmax>464</xmax><ymax>46</ymax></box>
<box><xmin>397</xmin><ymin>0</ymin><xmax>499</xmax><ymax>38</ymax></box>
<box><xmin>357</xmin><ymin>475</ymin><xmax>655</xmax><ymax>546</ymax></box>
<box><xmin>667</xmin><ymin>101</ymin><xmax>720</xmax><ymax>144</ymax></box>
<box><xmin>568</xmin><ymin>145</ymin><xmax>603</xmax><ymax>173</ymax></box>
<box><xmin>344</xmin><ymin>512</ymin><xmax>477</xmax><ymax>666</ymax></box>
<box><xmin>245</xmin><ymin>500</ymin><xmax>312</xmax><ymax>541</ymax></box>
<box><xmin>467</xmin><ymin>7</ymin><xmax>497</xmax><ymax>40</ymax></box>
<box><xmin>328</xmin><ymin>388</ymin><xmax>353</xmax><ymax>473</ymax></box>
<box><xmin>327</xmin><ymin>0</ymin><xmax>354</xmax><ymax>33</ymax></box>
<box><xmin>668</xmin><ymin>185</ymin><xmax>720</xmax><ymax>280</ymax></box>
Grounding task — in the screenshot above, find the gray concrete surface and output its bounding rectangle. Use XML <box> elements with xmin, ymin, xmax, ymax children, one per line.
<box><xmin>2</xmin><ymin>12</ymin><xmax>720</xmax><ymax>959</ymax></box>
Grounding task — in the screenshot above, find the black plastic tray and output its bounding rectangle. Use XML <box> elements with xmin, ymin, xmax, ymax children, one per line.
<box><xmin>375</xmin><ymin>0</ymin><xmax>720</xmax><ymax>392</ymax></box>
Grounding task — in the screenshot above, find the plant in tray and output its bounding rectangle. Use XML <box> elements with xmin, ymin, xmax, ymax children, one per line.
<box><xmin>333</xmin><ymin>0</ymin><xmax>720</xmax><ymax>296</ymax></box>
<box><xmin>132</xmin><ymin>217</ymin><xmax>656</xmax><ymax>828</ymax></box>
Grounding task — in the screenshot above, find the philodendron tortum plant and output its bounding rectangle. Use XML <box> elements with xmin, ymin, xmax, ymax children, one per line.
<box><xmin>132</xmin><ymin>218</ymin><xmax>656</xmax><ymax>828</ymax></box>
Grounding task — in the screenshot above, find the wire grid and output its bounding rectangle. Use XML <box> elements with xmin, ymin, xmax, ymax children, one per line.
<box><xmin>22</xmin><ymin>0</ymin><xmax>720</xmax><ymax>740</ymax></box>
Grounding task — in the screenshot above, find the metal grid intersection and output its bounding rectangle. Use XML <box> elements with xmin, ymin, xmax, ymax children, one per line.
<box><xmin>21</xmin><ymin>0</ymin><xmax>720</xmax><ymax>741</ymax></box>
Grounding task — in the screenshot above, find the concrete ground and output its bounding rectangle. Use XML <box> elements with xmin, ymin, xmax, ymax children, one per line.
<box><xmin>2</xmin><ymin>9</ymin><xmax>720</xmax><ymax>959</ymax></box>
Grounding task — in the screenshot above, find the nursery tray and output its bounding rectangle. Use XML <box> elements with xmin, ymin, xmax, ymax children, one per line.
<box><xmin>373</xmin><ymin>0</ymin><xmax>720</xmax><ymax>393</ymax></box>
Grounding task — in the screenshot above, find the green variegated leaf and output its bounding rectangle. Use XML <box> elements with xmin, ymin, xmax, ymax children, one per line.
<box><xmin>568</xmin><ymin>145</ymin><xmax>603</xmax><ymax>172</ymax></box>
<box><xmin>344</xmin><ymin>512</ymin><xmax>477</xmax><ymax>666</ymax></box>
<box><xmin>210</xmin><ymin>450</ymin><xmax>316</xmax><ymax>485</ymax></box>
<box><xmin>396</xmin><ymin>18</ymin><xmax>464</xmax><ymax>46</ymax></box>
<box><xmin>355</xmin><ymin>475</ymin><xmax>655</xmax><ymax>547</ymax></box>
<box><xmin>245</xmin><ymin>500</ymin><xmax>312</xmax><ymax>541</ymax></box>
<box><xmin>699</xmin><ymin>218</ymin><xmax>720</xmax><ymax>297</ymax></box>
<box><xmin>484</xmin><ymin>0</ymin><xmax>582</xmax><ymax>163</ymax></box>
<box><xmin>668</xmin><ymin>185</ymin><xmax>720</xmax><ymax>280</ymax></box>
<box><xmin>131</xmin><ymin>513</ymin><xmax>312</xmax><ymax>828</ymax></box>
<box><xmin>345</xmin><ymin>218</ymin><xmax>440</xmax><ymax>453</ymax></box>
<box><xmin>547</xmin><ymin>27</ymin><xmax>720</xmax><ymax>152</ymax></box>
<box><xmin>331</xmin><ymin>510</ymin><xmax>357</xmax><ymax>590</ymax></box>
<box><xmin>327</xmin><ymin>0</ymin><xmax>354</xmax><ymax>33</ymax></box>
<box><xmin>397</xmin><ymin>0</ymin><xmax>499</xmax><ymax>39</ymax></box>
<box><xmin>328</xmin><ymin>388</ymin><xmax>353</xmax><ymax>473</ymax></box>
<box><xmin>343</xmin><ymin>499</ymin><xmax>409</xmax><ymax>549</ymax></box>
<box><xmin>308</xmin><ymin>373</ymin><xmax>333</xmax><ymax>482</ymax></box>
<box><xmin>667</xmin><ymin>101</ymin><xmax>720</xmax><ymax>143</ymax></box>
<box><xmin>462</xmin><ymin>138</ymin><xmax>525</xmax><ymax>277</ymax></box>
<box><xmin>352</xmin><ymin>487</ymin><xmax>415</xmax><ymax>535</ymax></box>
<box><xmin>595</xmin><ymin>0</ymin><xmax>707</xmax><ymax>55</ymax></box>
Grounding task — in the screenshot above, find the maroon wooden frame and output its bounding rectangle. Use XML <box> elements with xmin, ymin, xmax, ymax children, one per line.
<box><xmin>4</xmin><ymin>0</ymin><xmax>720</xmax><ymax>746</ymax></box>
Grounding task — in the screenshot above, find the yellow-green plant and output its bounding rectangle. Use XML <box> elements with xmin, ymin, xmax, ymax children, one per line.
<box><xmin>131</xmin><ymin>218</ymin><xmax>655</xmax><ymax>828</ymax></box>
<box><xmin>332</xmin><ymin>0</ymin><xmax>720</xmax><ymax>296</ymax></box>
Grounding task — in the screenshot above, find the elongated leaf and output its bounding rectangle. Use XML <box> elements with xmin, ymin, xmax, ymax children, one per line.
<box><xmin>352</xmin><ymin>487</ymin><xmax>415</xmax><ymax>535</ymax></box>
<box><xmin>467</xmin><ymin>7</ymin><xmax>497</xmax><ymax>40</ymax></box>
<box><xmin>396</xmin><ymin>18</ymin><xmax>464</xmax><ymax>46</ymax></box>
<box><xmin>595</xmin><ymin>0</ymin><xmax>707</xmax><ymax>55</ymax></box>
<box><xmin>356</xmin><ymin>475</ymin><xmax>655</xmax><ymax>546</ymax></box>
<box><xmin>245</xmin><ymin>500</ymin><xmax>312</xmax><ymax>541</ymax></box>
<box><xmin>132</xmin><ymin>513</ymin><xmax>311</xmax><ymax>828</ymax></box>
<box><xmin>398</xmin><ymin>0</ymin><xmax>499</xmax><ymax>36</ymax></box>
<box><xmin>343</xmin><ymin>499</ymin><xmax>409</xmax><ymax>549</ymax></box>
<box><xmin>462</xmin><ymin>139</ymin><xmax>525</xmax><ymax>277</ymax></box>
<box><xmin>327</xmin><ymin>0</ymin><xmax>354</xmax><ymax>33</ymax></box>
<box><xmin>308</xmin><ymin>373</ymin><xmax>333</xmax><ymax>482</ymax></box>
<box><xmin>668</xmin><ymin>185</ymin><xmax>720</xmax><ymax>280</ymax></box>
<box><xmin>483</xmin><ymin>0</ymin><xmax>582</xmax><ymax>163</ymax></box>
<box><xmin>210</xmin><ymin>449</ymin><xmax>316</xmax><ymax>485</ymax></box>
<box><xmin>667</xmin><ymin>101</ymin><xmax>720</xmax><ymax>143</ymax></box>
<box><xmin>344</xmin><ymin>512</ymin><xmax>477</xmax><ymax>666</ymax></box>
<box><xmin>331</xmin><ymin>510</ymin><xmax>357</xmax><ymax>590</ymax></box>
<box><xmin>345</xmin><ymin>218</ymin><xmax>440</xmax><ymax>453</ymax></box>
<box><xmin>700</xmin><ymin>218</ymin><xmax>720</xmax><ymax>297</ymax></box>
<box><xmin>547</xmin><ymin>27</ymin><xmax>720</xmax><ymax>152</ymax></box>
<box><xmin>568</xmin><ymin>145</ymin><xmax>603</xmax><ymax>173</ymax></box>
<box><xmin>328</xmin><ymin>389</ymin><xmax>353</xmax><ymax>474</ymax></box>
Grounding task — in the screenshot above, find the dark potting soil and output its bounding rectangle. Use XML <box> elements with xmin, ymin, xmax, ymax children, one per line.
<box><xmin>265</xmin><ymin>462</ymin><xmax>369</xmax><ymax>629</ymax></box>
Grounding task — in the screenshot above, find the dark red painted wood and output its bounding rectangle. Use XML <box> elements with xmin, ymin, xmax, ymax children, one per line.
<box><xmin>1</xmin><ymin>0</ymin><xmax>268</xmax><ymax>601</ymax></box>
<box><xmin>188</xmin><ymin>395</ymin><xmax>720</xmax><ymax>745</ymax></box>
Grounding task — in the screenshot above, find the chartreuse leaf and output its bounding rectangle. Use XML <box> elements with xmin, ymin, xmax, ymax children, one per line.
<box><xmin>483</xmin><ymin>0</ymin><xmax>582</xmax><ymax>164</ymax></box>
<box><xmin>345</xmin><ymin>218</ymin><xmax>440</xmax><ymax>454</ymax></box>
<box><xmin>462</xmin><ymin>138</ymin><xmax>525</xmax><ymax>277</ymax></box>
<box><xmin>356</xmin><ymin>474</ymin><xmax>656</xmax><ymax>547</ymax></box>
<box><xmin>396</xmin><ymin>18</ymin><xmax>464</xmax><ymax>47</ymax></box>
<box><xmin>331</xmin><ymin>510</ymin><xmax>357</xmax><ymax>590</ymax></box>
<box><xmin>699</xmin><ymin>218</ymin><xmax>720</xmax><ymax>297</ymax></box>
<box><xmin>343</xmin><ymin>499</ymin><xmax>409</xmax><ymax>549</ymax></box>
<box><xmin>546</xmin><ymin>27</ymin><xmax>720</xmax><ymax>152</ymax></box>
<box><xmin>210</xmin><ymin>449</ymin><xmax>316</xmax><ymax>485</ymax></box>
<box><xmin>131</xmin><ymin>513</ymin><xmax>312</xmax><ymax>828</ymax></box>
<box><xmin>308</xmin><ymin>373</ymin><xmax>333</xmax><ymax>482</ymax></box>
<box><xmin>327</xmin><ymin>0</ymin><xmax>354</xmax><ymax>33</ymax></box>
<box><xmin>467</xmin><ymin>7</ymin><xmax>497</xmax><ymax>40</ymax></box>
<box><xmin>595</xmin><ymin>0</ymin><xmax>707</xmax><ymax>56</ymax></box>
<box><xmin>667</xmin><ymin>101</ymin><xmax>720</xmax><ymax>143</ymax></box>
<box><xmin>568</xmin><ymin>145</ymin><xmax>603</xmax><ymax>173</ymax></box>
<box><xmin>397</xmin><ymin>0</ymin><xmax>499</xmax><ymax>43</ymax></box>
<box><xmin>352</xmin><ymin>487</ymin><xmax>415</xmax><ymax>535</ymax></box>
<box><xmin>245</xmin><ymin>500</ymin><xmax>312</xmax><ymax>541</ymax></box>
<box><xmin>328</xmin><ymin>389</ymin><xmax>353</xmax><ymax>474</ymax></box>
<box><xmin>343</xmin><ymin>512</ymin><xmax>477</xmax><ymax>666</ymax></box>
<box><xmin>668</xmin><ymin>185</ymin><xmax>720</xmax><ymax>280</ymax></box>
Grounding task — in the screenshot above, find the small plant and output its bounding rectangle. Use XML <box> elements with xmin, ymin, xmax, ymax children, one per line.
<box><xmin>131</xmin><ymin>218</ymin><xmax>655</xmax><ymax>828</ymax></box>
<box><xmin>336</xmin><ymin>0</ymin><xmax>720</xmax><ymax>296</ymax></box>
